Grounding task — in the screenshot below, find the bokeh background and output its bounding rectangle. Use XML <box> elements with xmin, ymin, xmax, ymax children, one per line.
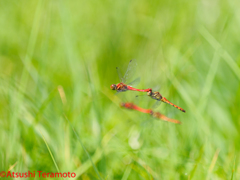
<box><xmin>0</xmin><ymin>0</ymin><xmax>240</xmax><ymax>179</ymax></box>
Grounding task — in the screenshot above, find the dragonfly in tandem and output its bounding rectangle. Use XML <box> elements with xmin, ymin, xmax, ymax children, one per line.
<box><xmin>146</xmin><ymin>90</ymin><xmax>186</xmax><ymax>113</ymax></box>
<box><xmin>111</xmin><ymin>59</ymin><xmax>186</xmax><ymax>113</ymax></box>
<box><xmin>120</xmin><ymin>102</ymin><xmax>181</xmax><ymax>124</ymax></box>
<box><xmin>110</xmin><ymin>59</ymin><xmax>152</xmax><ymax>93</ymax></box>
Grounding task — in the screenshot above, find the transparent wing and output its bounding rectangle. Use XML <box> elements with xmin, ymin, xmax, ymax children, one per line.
<box><xmin>152</xmin><ymin>85</ymin><xmax>161</xmax><ymax>92</ymax></box>
<box><xmin>152</xmin><ymin>100</ymin><xmax>161</xmax><ymax>109</ymax></box>
<box><xmin>123</xmin><ymin>59</ymin><xmax>137</xmax><ymax>83</ymax></box>
<box><xmin>128</xmin><ymin>77</ymin><xmax>141</xmax><ymax>86</ymax></box>
<box><xmin>116</xmin><ymin>67</ymin><xmax>124</xmax><ymax>83</ymax></box>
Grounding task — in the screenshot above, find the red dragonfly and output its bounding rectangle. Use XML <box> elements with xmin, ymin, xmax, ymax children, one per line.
<box><xmin>146</xmin><ymin>90</ymin><xmax>186</xmax><ymax>113</ymax></box>
<box><xmin>110</xmin><ymin>60</ymin><xmax>152</xmax><ymax>92</ymax></box>
<box><xmin>120</xmin><ymin>102</ymin><xmax>181</xmax><ymax>124</ymax></box>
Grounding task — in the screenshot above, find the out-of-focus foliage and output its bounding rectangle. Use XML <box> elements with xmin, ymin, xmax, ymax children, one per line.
<box><xmin>0</xmin><ymin>0</ymin><xmax>240</xmax><ymax>179</ymax></box>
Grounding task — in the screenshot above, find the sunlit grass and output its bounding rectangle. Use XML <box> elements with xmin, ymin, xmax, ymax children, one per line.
<box><xmin>0</xmin><ymin>0</ymin><xmax>240</xmax><ymax>179</ymax></box>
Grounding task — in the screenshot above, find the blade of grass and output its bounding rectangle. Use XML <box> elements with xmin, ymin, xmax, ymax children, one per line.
<box><xmin>58</xmin><ymin>0</ymin><xmax>83</xmax><ymax>115</ymax></box>
<box><xmin>73</xmin><ymin>129</ymin><xmax>115</xmax><ymax>178</ymax></box>
<box><xmin>206</xmin><ymin>149</ymin><xmax>220</xmax><ymax>180</ymax></box>
<box><xmin>7</xmin><ymin>161</ymin><xmax>18</xmax><ymax>172</ymax></box>
<box><xmin>121</xmin><ymin>165</ymin><xmax>132</xmax><ymax>180</ymax></box>
<box><xmin>199</xmin><ymin>27</ymin><xmax>240</xmax><ymax>80</ymax></box>
<box><xmin>166</xmin><ymin>70</ymin><xmax>204</xmax><ymax>121</ymax></box>
<box><xmin>198</xmin><ymin>51</ymin><xmax>220</xmax><ymax>112</ymax></box>
<box><xmin>130</xmin><ymin>163</ymin><xmax>150</xmax><ymax>180</ymax></box>
<box><xmin>64</xmin><ymin>115</ymin><xmax>102</xmax><ymax>180</ymax></box>
<box><xmin>39</xmin><ymin>130</ymin><xmax>63</xmax><ymax>180</ymax></box>
<box><xmin>9</xmin><ymin>0</ymin><xmax>43</xmax><ymax>159</ymax></box>
<box><xmin>36</xmin><ymin>87</ymin><xmax>58</xmax><ymax>123</ymax></box>
<box><xmin>131</xmin><ymin>155</ymin><xmax>159</xmax><ymax>179</ymax></box>
<box><xmin>230</xmin><ymin>156</ymin><xmax>236</xmax><ymax>180</ymax></box>
<box><xmin>189</xmin><ymin>145</ymin><xmax>205</xmax><ymax>179</ymax></box>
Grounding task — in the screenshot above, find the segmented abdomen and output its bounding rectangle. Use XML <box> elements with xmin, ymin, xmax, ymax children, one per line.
<box><xmin>161</xmin><ymin>97</ymin><xmax>186</xmax><ymax>112</ymax></box>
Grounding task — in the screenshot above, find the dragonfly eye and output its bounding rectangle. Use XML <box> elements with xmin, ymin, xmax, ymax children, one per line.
<box><xmin>110</xmin><ymin>84</ymin><xmax>117</xmax><ymax>90</ymax></box>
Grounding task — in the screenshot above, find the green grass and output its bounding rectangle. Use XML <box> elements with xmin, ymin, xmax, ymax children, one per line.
<box><xmin>0</xmin><ymin>0</ymin><xmax>240</xmax><ymax>179</ymax></box>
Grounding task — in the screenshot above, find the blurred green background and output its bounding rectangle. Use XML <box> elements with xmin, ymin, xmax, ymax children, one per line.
<box><xmin>0</xmin><ymin>0</ymin><xmax>240</xmax><ymax>179</ymax></box>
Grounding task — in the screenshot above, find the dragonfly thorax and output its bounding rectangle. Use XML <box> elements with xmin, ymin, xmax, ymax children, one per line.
<box><xmin>116</xmin><ymin>83</ymin><xmax>128</xmax><ymax>91</ymax></box>
<box><xmin>151</xmin><ymin>92</ymin><xmax>163</xmax><ymax>101</ymax></box>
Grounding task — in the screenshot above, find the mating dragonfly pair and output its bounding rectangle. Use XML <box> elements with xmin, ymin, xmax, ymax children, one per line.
<box><xmin>110</xmin><ymin>60</ymin><xmax>185</xmax><ymax>124</ymax></box>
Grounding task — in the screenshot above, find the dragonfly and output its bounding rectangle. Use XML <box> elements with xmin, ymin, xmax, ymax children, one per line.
<box><xmin>146</xmin><ymin>90</ymin><xmax>186</xmax><ymax>113</ymax></box>
<box><xmin>120</xmin><ymin>102</ymin><xmax>181</xmax><ymax>124</ymax></box>
<box><xmin>110</xmin><ymin>59</ymin><xmax>152</xmax><ymax>93</ymax></box>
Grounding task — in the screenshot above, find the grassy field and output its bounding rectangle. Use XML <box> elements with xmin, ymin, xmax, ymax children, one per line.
<box><xmin>0</xmin><ymin>0</ymin><xmax>240</xmax><ymax>179</ymax></box>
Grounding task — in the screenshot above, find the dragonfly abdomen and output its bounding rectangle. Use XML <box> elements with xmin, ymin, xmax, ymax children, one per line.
<box><xmin>161</xmin><ymin>97</ymin><xmax>186</xmax><ymax>113</ymax></box>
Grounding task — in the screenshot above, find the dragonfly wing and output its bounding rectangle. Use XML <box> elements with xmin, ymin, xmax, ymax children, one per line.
<box><xmin>152</xmin><ymin>85</ymin><xmax>161</xmax><ymax>92</ymax></box>
<box><xmin>152</xmin><ymin>100</ymin><xmax>161</xmax><ymax>109</ymax></box>
<box><xmin>123</xmin><ymin>59</ymin><xmax>137</xmax><ymax>83</ymax></box>
<box><xmin>128</xmin><ymin>77</ymin><xmax>141</xmax><ymax>86</ymax></box>
<box><xmin>116</xmin><ymin>67</ymin><xmax>124</xmax><ymax>83</ymax></box>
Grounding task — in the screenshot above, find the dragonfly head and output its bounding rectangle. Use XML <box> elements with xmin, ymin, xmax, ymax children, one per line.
<box><xmin>147</xmin><ymin>90</ymin><xmax>152</xmax><ymax>96</ymax></box>
<box><xmin>110</xmin><ymin>84</ymin><xmax>117</xmax><ymax>90</ymax></box>
<box><xmin>120</xmin><ymin>102</ymin><xmax>125</xmax><ymax>107</ymax></box>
